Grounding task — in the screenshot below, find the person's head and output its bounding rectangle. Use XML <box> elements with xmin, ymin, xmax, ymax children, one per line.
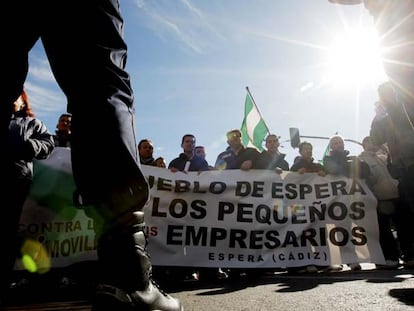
<box><xmin>56</xmin><ymin>113</ymin><xmax>72</xmax><ymax>134</ymax></box>
<box><xmin>265</xmin><ymin>134</ymin><xmax>280</xmax><ymax>153</ymax></box>
<box><xmin>362</xmin><ymin>136</ymin><xmax>379</xmax><ymax>152</ymax></box>
<box><xmin>194</xmin><ymin>146</ymin><xmax>206</xmax><ymax>159</ymax></box>
<box><xmin>377</xmin><ymin>81</ymin><xmax>396</xmax><ymax>105</ymax></box>
<box><xmin>138</xmin><ymin>139</ymin><xmax>154</xmax><ymax>159</ymax></box>
<box><xmin>181</xmin><ymin>134</ymin><xmax>196</xmax><ymax>153</ymax></box>
<box><xmin>154</xmin><ymin>157</ymin><xmax>167</xmax><ymax>168</ymax></box>
<box><xmin>329</xmin><ymin>135</ymin><xmax>345</xmax><ymax>153</ymax></box>
<box><xmin>226</xmin><ymin>129</ymin><xmax>243</xmax><ymax>150</ymax></box>
<box><xmin>362</xmin><ymin>0</ymin><xmax>387</xmax><ymax>18</ymax></box>
<box><xmin>298</xmin><ymin>141</ymin><xmax>313</xmax><ymax>159</ymax></box>
<box><xmin>328</xmin><ymin>0</ymin><xmax>385</xmax><ymax>19</ymax></box>
<box><xmin>13</xmin><ymin>90</ymin><xmax>34</xmax><ymax>117</ymax></box>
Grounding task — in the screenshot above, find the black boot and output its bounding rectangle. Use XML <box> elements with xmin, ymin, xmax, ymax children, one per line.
<box><xmin>91</xmin><ymin>212</ymin><xmax>183</xmax><ymax>311</ymax></box>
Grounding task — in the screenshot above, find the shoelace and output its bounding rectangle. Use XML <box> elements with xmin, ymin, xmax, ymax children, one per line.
<box><xmin>149</xmin><ymin>274</ymin><xmax>168</xmax><ymax>297</ymax></box>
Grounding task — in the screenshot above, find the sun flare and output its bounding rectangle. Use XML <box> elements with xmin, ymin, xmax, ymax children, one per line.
<box><xmin>323</xmin><ymin>27</ymin><xmax>386</xmax><ymax>87</ymax></box>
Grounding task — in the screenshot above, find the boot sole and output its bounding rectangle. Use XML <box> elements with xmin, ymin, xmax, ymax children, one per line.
<box><xmin>92</xmin><ymin>292</ymin><xmax>150</xmax><ymax>311</ymax></box>
<box><xmin>92</xmin><ymin>287</ymin><xmax>184</xmax><ymax>311</ymax></box>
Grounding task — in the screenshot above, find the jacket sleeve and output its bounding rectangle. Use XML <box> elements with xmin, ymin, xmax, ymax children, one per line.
<box><xmin>323</xmin><ymin>155</ymin><xmax>338</xmax><ymax>175</ymax></box>
<box><xmin>370</xmin><ymin>115</ymin><xmax>388</xmax><ymax>146</ymax></box>
<box><xmin>279</xmin><ymin>159</ymin><xmax>290</xmax><ymax>171</ymax></box>
<box><xmin>25</xmin><ymin>118</ymin><xmax>55</xmax><ymax>160</ymax></box>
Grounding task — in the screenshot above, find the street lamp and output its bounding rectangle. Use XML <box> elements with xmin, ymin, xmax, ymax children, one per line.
<box><xmin>328</xmin><ymin>0</ymin><xmax>362</xmax><ymax>4</ymax></box>
<box><xmin>289</xmin><ymin>127</ymin><xmax>362</xmax><ymax>149</ymax></box>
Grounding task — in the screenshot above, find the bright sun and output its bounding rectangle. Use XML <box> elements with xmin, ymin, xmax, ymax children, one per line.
<box><xmin>323</xmin><ymin>27</ymin><xmax>386</xmax><ymax>87</ymax></box>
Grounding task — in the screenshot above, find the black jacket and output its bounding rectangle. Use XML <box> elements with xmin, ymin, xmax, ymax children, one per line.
<box><xmin>258</xmin><ymin>151</ymin><xmax>289</xmax><ymax>171</ymax></box>
<box><xmin>5</xmin><ymin>115</ymin><xmax>55</xmax><ymax>180</ymax></box>
<box><xmin>323</xmin><ymin>150</ymin><xmax>370</xmax><ymax>179</ymax></box>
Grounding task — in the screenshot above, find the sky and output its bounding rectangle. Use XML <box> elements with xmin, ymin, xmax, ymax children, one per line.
<box><xmin>24</xmin><ymin>0</ymin><xmax>388</xmax><ymax>167</ymax></box>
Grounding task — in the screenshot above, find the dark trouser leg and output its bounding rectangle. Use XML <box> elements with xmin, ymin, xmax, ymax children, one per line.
<box><xmin>0</xmin><ymin>179</ymin><xmax>32</xmax><ymax>294</ymax></box>
<box><xmin>39</xmin><ymin>1</ymin><xmax>182</xmax><ymax>309</ymax></box>
<box><xmin>400</xmin><ymin>165</ymin><xmax>414</xmax><ymax>214</ymax></box>
<box><xmin>392</xmin><ymin>195</ymin><xmax>414</xmax><ymax>263</ymax></box>
<box><xmin>377</xmin><ymin>201</ymin><xmax>400</xmax><ymax>261</ymax></box>
<box><xmin>0</xmin><ymin>3</ymin><xmax>41</xmax><ymax>299</ymax></box>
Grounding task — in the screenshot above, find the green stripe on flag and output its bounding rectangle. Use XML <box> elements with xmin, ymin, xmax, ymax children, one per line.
<box><xmin>240</xmin><ymin>92</ymin><xmax>268</xmax><ymax>151</ymax></box>
<box><xmin>319</xmin><ymin>142</ymin><xmax>331</xmax><ymax>165</ymax></box>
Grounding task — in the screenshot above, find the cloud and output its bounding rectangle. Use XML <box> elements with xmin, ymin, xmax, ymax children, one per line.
<box><xmin>300</xmin><ymin>82</ymin><xmax>314</xmax><ymax>93</ymax></box>
<box><xmin>28</xmin><ymin>55</ymin><xmax>56</xmax><ymax>83</ymax></box>
<box><xmin>132</xmin><ymin>0</ymin><xmax>225</xmax><ymax>53</ymax></box>
<box><xmin>22</xmin><ymin>46</ymin><xmax>66</xmax><ymax>116</ymax></box>
<box><xmin>24</xmin><ymin>81</ymin><xmax>65</xmax><ymax>116</ymax></box>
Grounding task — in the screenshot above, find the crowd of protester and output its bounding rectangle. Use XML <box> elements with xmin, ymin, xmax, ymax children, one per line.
<box><xmin>8</xmin><ymin>74</ymin><xmax>414</xmax><ymax>295</ymax></box>
<box><xmin>5</xmin><ymin>4</ymin><xmax>414</xmax><ymax>309</ymax></box>
<box><xmin>134</xmin><ymin>82</ymin><xmax>414</xmax><ymax>281</ymax></box>
<box><xmin>5</xmin><ymin>1</ymin><xmax>414</xmax><ymax>310</ymax></box>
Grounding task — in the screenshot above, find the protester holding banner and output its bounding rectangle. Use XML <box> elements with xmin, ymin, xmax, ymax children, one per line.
<box><xmin>323</xmin><ymin>135</ymin><xmax>370</xmax><ymax>180</ymax></box>
<box><xmin>288</xmin><ymin>141</ymin><xmax>328</xmax><ymax>273</ymax></box>
<box><xmin>167</xmin><ymin>134</ymin><xmax>217</xmax><ymax>281</ymax></box>
<box><xmin>138</xmin><ymin>138</ymin><xmax>166</xmax><ymax>168</ymax></box>
<box><xmin>0</xmin><ymin>90</ymin><xmax>54</xmax><ymax>298</ymax></box>
<box><xmin>258</xmin><ymin>134</ymin><xmax>289</xmax><ymax>173</ymax></box>
<box><xmin>214</xmin><ymin>128</ymin><xmax>265</xmax><ymax>278</ymax></box>
<box><xmin>195</xmin><ymin>145</ymin><xmax>215</xmax><ymax>170</ymax></box>
<box><xmin>169</xmin><ymin>134</ymin><xmax>209</xmax><ymax>173</ymax></box>
<box><xmin>358</xmin><ymin>136</ymin><xmax>404</xmax><ymax>269</ymax></box>
<box><xmin>215</xmin><ymin>129</ymin><xmax>261</xmax><ymax>171</ymax></box>
<box><xmin>290</xmin><ymin>141</ymin><xmax>325</xmax><ymax>176</ymax></box>
<box><xmin>0</xmin><ymin>2</ymin><xmax>182</xmax><ymax>310</ymax></box>
<box><xmin>323</xmin><ymin>134</ymin><xmax>372</xmax><ymax>271</ymax></box>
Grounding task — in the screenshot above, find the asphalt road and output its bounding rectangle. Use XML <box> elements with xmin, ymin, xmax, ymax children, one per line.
<box><xmin>2</xmin><ymin>264</ymin><xmax>414</xmax><ymax>311</ymax></box>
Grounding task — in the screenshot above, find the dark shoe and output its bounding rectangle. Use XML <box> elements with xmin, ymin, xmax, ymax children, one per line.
<box><xmin>93</xmin><ymin>211</ymin><xmax>183</xmax><ymax>311</ymax></box>
<box><xmin>92</xmin><ymin>282</ymin><xmax>183</xmax><ymax>311</ymax></box>
<box><xmin>185</xmin><ymin>271</ymin><xmax>199</xmax><ymax>282</ymax></box>
<box><xmin>9</xmin><ymin>278</ymin><xmax>29</xmax><ymax>290</ymax></box>
<box><xmin>402</xmin><ymin>258</ymin><xmax>414</xmax><ymax>269</ymax></box>
<box><xmin>217</xmin><ymin>268</ymin><xmax>229</xmax><ymax>280</ymax></box>
<box><xmin>348</xmin><ymin>263</ymin><xmax>362</xmax><ymax>271</ymax></box>
<box><xmin>322</xmin><ymin>264</ymin><xmax>343</xmax><ymax>272</ymax></box>
<box><xmin>287</xmin><ymin>265</ymin><xmax>319</xmax><ymax>274</ymax></box>
<box><xmin>59</xmin><ymin>276</ymin><xmax>77</xmax><ymax>289</ymax></box>
<box><xmin>197</xmin><ymin>268</ymin><xmax>228</xmax><ymax>281</ymax></box>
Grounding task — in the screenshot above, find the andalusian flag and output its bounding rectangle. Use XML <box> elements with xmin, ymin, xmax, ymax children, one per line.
<box><xmin>240</xmin><ymin>87</ymin><xmax>270</xmax><ymax>151</ymax></box>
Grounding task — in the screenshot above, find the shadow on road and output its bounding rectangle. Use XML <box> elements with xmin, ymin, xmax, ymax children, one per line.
<box><xmin>389</xmin><ymin>288</ymin><xmax>414</xmax><ymax>306</ymax></box>
<box><xmin>160</xmin><ymin>267</ymin><xmax>414</xmax><ymax>307</ymax></box>
<box><xmin>4</xmin><ymin>265</ymin><xmax>414</xmax><ymax>309</ymax></box>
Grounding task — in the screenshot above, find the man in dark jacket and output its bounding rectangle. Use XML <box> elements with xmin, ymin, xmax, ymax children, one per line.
<box><xmin>323</xmin><ymin>135</ymin><xmax>370</xmax><ymax>179</ymax></box>
<box><xmin>258</xmin><ymin>134</ymin><xmax>289</xmax><ymax>172</ymax></box>
<box><xmin>168</xmin><ymin>134</ymin><xmax>210</xmax><ymax>172</ymax></box>
<box><xmin>215</xmin><ymin>129</ymin><xmax>261</xmax><ymax>171</ymax></box>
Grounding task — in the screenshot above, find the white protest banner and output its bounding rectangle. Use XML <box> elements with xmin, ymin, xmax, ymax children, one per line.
<box><xmin>16</xmin><ymin>148</ymin><xmax>97</xmax><ymax>271</ymax></box>
<box><xmin>16</xmin><ymin>147</ymin><xmax>384</xmax><ymax>271</ymax></box>
<box><xmin>144</xmin><ymin>166</ymin><xmax>384</xmax><ymax>268</ymax></box>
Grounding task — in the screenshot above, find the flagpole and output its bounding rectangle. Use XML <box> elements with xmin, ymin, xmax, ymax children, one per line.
<box><xmin>245</xmin><ymin>86</ymin><xmax>271</xmax><ymax>134</ymax></box>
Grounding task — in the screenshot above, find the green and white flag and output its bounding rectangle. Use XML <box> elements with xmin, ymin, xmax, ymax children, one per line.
<box><xmin>319</xmin><ymin>142</ymin><xmax>331</xmax><ymax>165</ymax></box>
<box><xmin>240</xmin><ymin>88</ymin><xmax>270</xmax><ymax>151</ymax></box>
